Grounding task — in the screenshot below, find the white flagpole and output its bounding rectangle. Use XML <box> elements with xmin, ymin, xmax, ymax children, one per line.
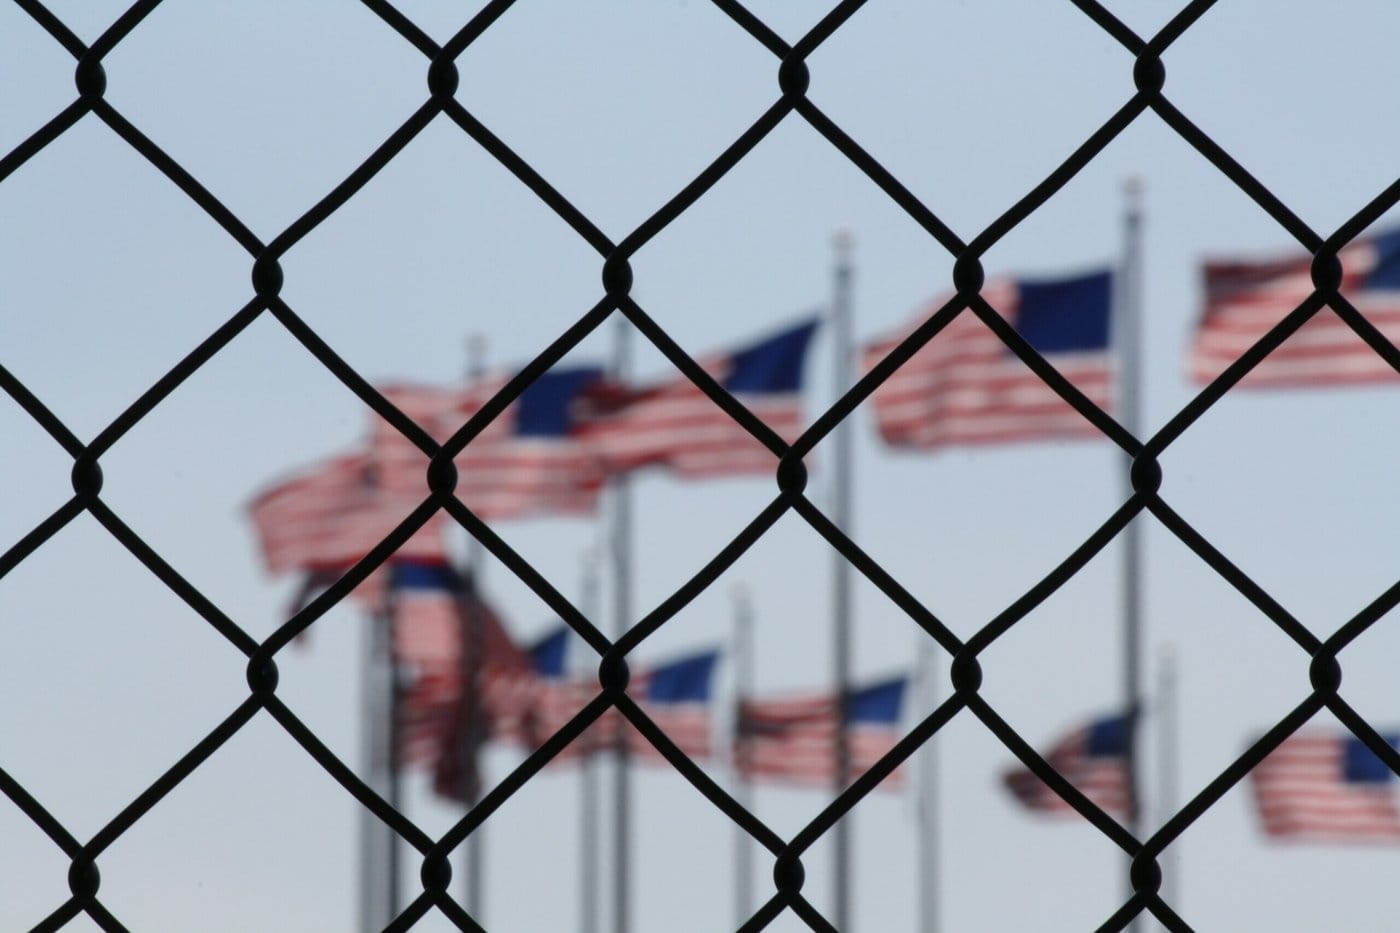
<box><xmin>361</xmin><ymin>601</ymin><xmax>398</xmax><ymax>932</ymax></box>
<box><xmin>1117</xmin><ymin>178</ymin><xmax>1146</xmax><ymax>931</ymax></box>
<box><xmin>1156</xmin><ymin>645</ymin><xmax>1179</xmax><ymax>929</ymax></box>
<box><xmin>579</xmin><ymin>549</ymin><xmax>602</xmax><ymax>933</ymax></box>
<box><xmin>830</xmin><ymin>230</ymin><xmax>855</xmax><ymax>930</ymax></box>
<box><xmin>461</xmin><ymin>334</ymin><xmax>489</xmax><ymax>922</ymax></box>
<box><xmin>610</xmin><ymin>316</ymin><xmax>634</xmax><ymax>933</ymax></box>
<box><xmin>731</xmin><ymin>583</ymin><xmax>755</xmax><ymax>928</ymax></box>
<box><xmin>916</xmin><ymin>636</ymin><xmax>940</xmax><ymax>933</ymax></box>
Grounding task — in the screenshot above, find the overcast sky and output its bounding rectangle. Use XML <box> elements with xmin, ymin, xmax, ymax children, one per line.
<box><xmin>4</xmin><ymin>1</ymin><xmax>1400</xmax><ymax>931</ymax></box>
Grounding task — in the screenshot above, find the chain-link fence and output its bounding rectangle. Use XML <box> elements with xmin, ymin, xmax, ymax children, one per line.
<box><xmin>4</xmin><ymin>1</ymin><xmax>1400</xmax><ymax>930</ymax></box>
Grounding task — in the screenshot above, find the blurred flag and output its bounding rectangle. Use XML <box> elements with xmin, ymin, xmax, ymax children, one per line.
<box><xmin>247</xmin><ymin>452</ymin><xmax>448</xmax><ymax>576</ymax></box>
<box><xmin>490</xmin><ymin>623</ymin><xmax>596</xmax><ymax>764</ymax></box>
<box><xmin>735</xmin><ymin>676</ymin><xmax>907</xmax><ymax>789</ymax></box>
<box><xmin>382</xmin><ymin>560</ymin><xmax>528</xmax><ymax>803</ymax></box>
<box><xmin>626</xmin><ymin>649</ymin><xmax>722</xmax><ymax>765</ymax></box>
<box><xmin>1190</xmin><ymin>228</ymin><xmax>1400</xmax><ymax>387</ymax></box>
<box><xmin>864</xmin><ymin>271</ymin><xmax>1114</xmax><ymax>448</ymax></box>
<box><xmin>1249</xmin><ymin>730</ymin><xmax>1400</xmax><ymax>843</ymax></box>
<box><xmin>1003</xmin><ymin>714</ymin><xmax>1131</xmax><ymax>816</ymax></box>
<box><xmin>372</xmin><ymin>365</ymin><xmax>610</xmax><ymax>520</ymax></box>
<box><xmin>587</xmin><ymin>319</ymin><xmax>819</xmax><ymax>477</ymax></box>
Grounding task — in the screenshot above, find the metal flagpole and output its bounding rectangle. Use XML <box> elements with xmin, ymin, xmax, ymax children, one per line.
<box><xmin>1156</xmin><ymin>645</ymin><xmax>1179</xmax><ymax>929</ymax></box>
<box><xmin>579</xmin><ymin>549</ymin><xmax>602</xmax><ymax>933</ymax></box>
<box><xmin>361</xmin><ymin>602</ymin><xmax>398</xmax><ymax>932</ymax></box>
<box><xmin>731</xmin><ymin>584</ymin><xmax>755</xmax><ymax>928</ymax></box>
<box><xmin>916</xmin><ymin>636</ymin><xmax>939</xmax><ymax>933</ymax></box>
<box><xmin>830</xmin><ymin>230</ymin><xmax>855</xmax><ymax>931</ymax></box>
<box><xmin>610</xmin><ymin>316</ymin><xmax>634</xmax><ymax>933</ymax></box>
<box><xmin>463</xmin><ymin>335</ymin><xmax>487</xmax><ymax>920</ymax></box>
<box><xmin>1117</xmin><ymin>178</ymin><xmax>1146</xmax><ymax>931</ymax></box>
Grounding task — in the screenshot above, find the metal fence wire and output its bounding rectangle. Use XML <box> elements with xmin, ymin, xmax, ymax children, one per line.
<box><xmin>4</xmin><ymin>0</ymin><xmax>1400</xmax><ymax>931</ymax></box>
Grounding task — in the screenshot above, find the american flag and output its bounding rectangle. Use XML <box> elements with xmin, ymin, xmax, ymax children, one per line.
<box><xmin>1003</xmin><ymin>714</ymin><xmax>1131</xmax><ymax>816</ymax></box>
<box><xmin>585</xmin><ymin>319</ymin><xmax>819</xmax><ymax>478</ymax></box>
<box><xmin>735</xmin><ymin>676</ymin><xmax>907</xmax><ymax>790</ymax></box>
<box><xmin>383</xmin><ymin>561</ymin><xmax>529</xmax><ymax>803</ymax></box>
<box><xmin>246</xmin><ymin>452</ymin><xmax>448</xmax><ymax>577</ymax></box>
<box><xmin>863</xmin><ymin>271</ymin><xmax>1114</xmax><ymax>448</ymax></box>
<box><xmin>496</xmin><ymin>640</ymin><xmax>721</xmax><ymax>769</ymax></box>
<box><xmin>624</xmin><ymin>650</ymin><xmax>721</xmax><ymax>766</ymax></box>
<box><xmin>1249</xmin><ymin>730</ymin><xmax>1400</xmax><ymax>843</ymax></box>
<box><xmin>372</xmin><ymin>366</ymin><xmax>609</xmax><ymax>521</ymax></box>
<box><xmin>489</xmin><ymin>624</ymin><xmax>599</xmax><ymax>765</ymax></box>
<box><xmin>1190</xmin><ymin>228</ymin><xmax>1400</xmax><ymax>387</ymax></box>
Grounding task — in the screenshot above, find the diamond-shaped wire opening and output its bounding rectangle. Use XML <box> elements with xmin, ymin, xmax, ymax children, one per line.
<box><xmin>807</xmin><ymin>0</ymin><xmax>1131</xmax><ymax>237</ymax></box>
<box><xmin>98</xmin><ymin>0</ymin><xmax>428</xmax><ymax>235</ymax></box>
<box><xmin>282</xmin><ymin>116</ymin><xmax>605</xmax><ymax>384</ymax></box>
<box><xmin>1161</xmin><ymin>2</ymin><xmax>1400</xmax><ymax>224</ymax></box>
<box><xmin>94</xmin><ymin>713</ymin><xmax>369</xmax><ymax>931</ymax></box>
<box><xmin>453</xmin><ymin>0</ymin><xmax>775</xmax><ymax>235</ymax></box>
<box><xmin>0</xmin><ymin>515</ymin><xmax>248</xmax><ymax>832</ymax></box>
<box><xmin>1160</xmin><ymin>370</ymin><xmax>1400</xmax><ymax>626</ymax></box>
<box><xmin>97</xmin><ymin>313</ymin><xmax>392</xmax><ymax>629</ymax></box>
<box><xmin>0</xmin><ymin>117</ymin><xmax>249</xmax><ymax>440</ymax></box>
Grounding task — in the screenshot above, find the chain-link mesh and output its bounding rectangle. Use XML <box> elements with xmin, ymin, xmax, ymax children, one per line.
<box><xmin>4</xmin><ymin>1</ymin><xmax>1400</xmax><ymax>930</ymax></box>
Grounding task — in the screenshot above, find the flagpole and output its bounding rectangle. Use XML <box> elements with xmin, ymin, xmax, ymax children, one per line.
<box><xmin>1156</xmin><ymin>645</ymin><xmax>1178</xmax><ymax>929</ymax></box>
<box><xmin>579</xmin><ymin>549</ymin><xmax>602</xmax><ymax>933</ymax></box>
<box><xmin>916</xmin><ymin>636</ymin><xmax>939</xmax><ymax>933</ymax></box>
<box><xmin>731</xmin><ymin>583</ymin><xmax>755</xmax><ymax>928</ymax></box>
<box><xmin>463</xmin><ymin>334</ymin><xmax>487</xmax><ymax>921</ymax></box>
<box><xmin>361</xmin><ymin>601</ymin><xmax>398</xmax><ymax>932</ymax></box>
<box><xmin>1117</xmin><ymin>177</ymin><xmax>1146</xmax><ymax>930</ymax></box>
<box><xmin>610</xmin><ymin>316</ymin><xmax>634</xmax><ymax>933</ymax></box>
<box><xmin>830</xmin><ymin>229</ymin><xmax>855</xmax><ymax>931</ymax></box>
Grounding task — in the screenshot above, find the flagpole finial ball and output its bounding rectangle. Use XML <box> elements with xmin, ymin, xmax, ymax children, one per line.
<box><xmin>70</xmin><ymin>456</ymin><xmax>103</xmax><ymax>500</ymax></box>
<box><xmin>1308</xmin><ymin>653</ymin><xmax>1342</xmax><ymax>697</ymax></box>
<box><xmin>67</xmin><ymin>857</ymin><xmax>100</xmax><ymax>902</ymax></box>
<box><xmin>252</xmin><ymin>253</ymin><xmax>284</xmax><ymax>298</ymax></box>
<box><xmin>1129</xmin><ymin>454</ymin><xmax>1161</xmax><ymax>496</ymax></box>
<box><xmin>775</xmin><ymin>456</ymin><xmax>808</xmax><ymax>496</ymax></box>
<box><xmin>778</xmin><ymin>55</ymin><xmax>810</xmax><ymax>99</ymax></box>
<box><xmin>246</xmin><ymin>656</ymin><xmax>280</xmax><ymax>698</ymax></box>
<box><xmin>1132</xmin><ymin>53</ymin><xmax>1165</xmax><ymax>94</ymax></box>
<box><xmin>1129</xmin><ymin>855</ymin><xmax>1162</xmax><ymax>896</ymax></box>
<box><xmin>1310</xmin><ymin>251</ymin><xmax>1344</xmax><ymax>294</ymax></box>
<box><xmin>952</xmin><ymin>254</ymin><xmax>984</xmax><ymax>295</ymax></box>
<box><xmin>427</xmin><ymin>455</ymin><xmax>459</xmax><ymax>496</ymax></box>
<box><xmin>599</xmin><ymin>652</ymin><xmax>630</xmax><ymax>694</ymax></box>
<box><xmin>74</xmin><ymin>56</ymin><xmax>106</xmax><ymax>100</ymax></box>
<box><xmin>427</xmin><ymin>56</ymin><xmax>460</xmax><ymax>100</ymax></box>
<box><xmin>602</xmin><ymin>253</ymin><xmax>633</xmax><ymax>298</ymax></box>
<box><xmin>419</xmin><ymin>853</ymin><xmax>453</xmax><ymax>893</ymax></box>
<box><xmin>772</xmin><ymin>852</ymin><xmax>806</xmax><ymax>895</ymax></box>
<box><xmin>950</xmin><ymin>653</ymin><xmax>982</xmax><ymax>697</ymax></box>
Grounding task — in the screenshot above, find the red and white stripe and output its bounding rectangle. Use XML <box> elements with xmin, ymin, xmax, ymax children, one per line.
<box><xmin>1190</xmin><ymin>239</ymin><xmax>1400</xmax><ymax>387</ymax></box>
<box><xmin>735</xmin><ymin>695</ymin><xmax>903</xmax><ymax>790</ymax></box>
<box><xmin>864</xmin><ymin>282</ymin><xmax>1113</xmax><ymax>449</ymax></box>
<box><xmin>584</xmin><ymin>357</ymin><xmax>803</xmax><ymax>479</ymax></box>
<box><xmin>390</xmin><ymin>585</ymin><xmax>530</xmax><ymax>771</ymax></box>
<box><xmin>373</xmin><ymin>380</ymin><xmax>605</xmax><ymax>520</ymax></box>
<box><xmin>1249</xmin><ymin>733</ymin><xmax>1400</xmax><ymax>843</ymax></box>
<box><xmin>1001</xmin><ymin>725</ymin><xmax>1130</xmax><ymax>816</ymax></box>
<box><xmin>247</xmin><ymin>453</ymin><xmax>448</xmax><ymax>576</ymax></box>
